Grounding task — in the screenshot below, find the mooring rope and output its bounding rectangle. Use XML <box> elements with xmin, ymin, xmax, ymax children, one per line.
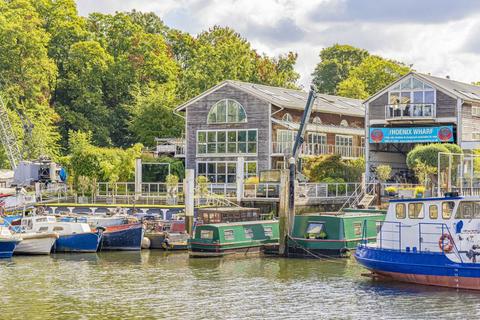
<box><xmin>286</xmin><ymin>234</ymin><xmax>347</xmax><ymax>263</ymax></box>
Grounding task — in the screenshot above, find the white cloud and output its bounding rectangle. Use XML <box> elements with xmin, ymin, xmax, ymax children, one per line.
<box><xmin>75</xmin><ymin>0</ymin><xmax>480</xmax><ymax>88</ymax></box>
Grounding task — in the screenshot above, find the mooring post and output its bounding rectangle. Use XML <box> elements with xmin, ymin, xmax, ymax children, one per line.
<box><xmin>236</xmin><ymin>157</ymin><xmax>245</xmax><ymax>204</ymax></box>
<box><xmin>134</xmin><ymin>158</ymin><xmax>142</xmax><ymax>201</ymax></box>
<box><xmin>278</xmin><ymin>169</ymin><xmax>290</xmax><ymax>256</ymax></box>
<box><xmin>184</xmin><ymin>169</ymin><xmax>195</xmax><ymax>236</ymax></box>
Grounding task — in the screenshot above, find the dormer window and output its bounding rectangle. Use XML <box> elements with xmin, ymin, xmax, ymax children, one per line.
<box><xmin>208</xmin><ymin>99</ymin><xmax>247</xmax><ymax>124</ymax></box>
<box><xmin>312</xmin><ymin>116</ymin><xmax>322</xmax><ymax>124</ymax></box>
<box><xmin>282</xmin><ymin>113</ymin><xmax>293</xmax><ymax>122</ymax></box>
<box><xmin>340</xmin><ymin>119</ymin><xmax>349</xmax><ymax>127</ymax></box>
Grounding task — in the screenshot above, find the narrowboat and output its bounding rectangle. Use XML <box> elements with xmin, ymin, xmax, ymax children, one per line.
<box><xmin>287</xmin><ymin>209</ymin><xmax>385</xmax><ymax>258</ymax></box>
<box><xmin>100</xmin><ymin>223</ymin><xmax>144</xmax><ymax>251</ymax></box>
<box><xmin>189</xmin><ymin>220</ymin><xmax>279</xmax><ymax>258</ymax></box>
<box><xmin>197</xmin><ymin>207</ymin><xmax>261</xmax><ymax>224</ymax></box>
<box><xmin>355</xmin><ymin>194</ymin><xmax>480</xmax><ymax>290</ymax></box>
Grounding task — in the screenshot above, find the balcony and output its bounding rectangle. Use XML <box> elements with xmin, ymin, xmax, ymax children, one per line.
<box><xmin>385</xmin><ymin>103</ymin><xmax>435</xmax><ymax>121</ymax></box>
<box><xmin>272</xmin><ymin>142</ymin><xmax>364</xmax><ymax>158</ymax></box>
<box><xmin>155</xmin><ymin>138</ymin><xmax>185</xmax><ymax>158</ymax></box>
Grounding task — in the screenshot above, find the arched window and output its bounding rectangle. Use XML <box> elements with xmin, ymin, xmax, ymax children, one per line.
<box><xmin>340</xmin><ymin>119</ymin><xmax>349</xmax><ymax>127</ymax></box>
<box><xmin>282</xmin><ymin>113</ymin><xmax>293</xmax><ymax>122</ymax></box>
<box><xmin>208</xmin><ymin>99</ymin><xmax>247</xmax><ymax>123</ymax></box>
<box><xmin>312</xmin><ymin>116</ymin><xmax>322</xmax><ymax>124</ymax></box>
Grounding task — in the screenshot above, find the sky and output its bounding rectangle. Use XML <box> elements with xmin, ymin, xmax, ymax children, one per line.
<box><xmin>75</xmin><ymin>0</ymin><xmax>480</xmax><ymax>89</ymax></box>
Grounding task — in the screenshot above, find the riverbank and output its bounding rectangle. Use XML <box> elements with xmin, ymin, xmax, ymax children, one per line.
<box><xmin>2</xmin><ymin>252</ymin><xmax>480</xmax><ymax>319</ymax></box>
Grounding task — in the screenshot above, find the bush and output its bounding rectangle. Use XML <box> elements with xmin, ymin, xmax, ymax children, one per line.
<box><xmin>376</xmin><ymin>165</ymin><xmax>392</xmax><ymax>181</ymax></box>
<box><xmin>303</xmin><ymin>155</ymin><xmax>365</xmax><ymax>182</ymax></box>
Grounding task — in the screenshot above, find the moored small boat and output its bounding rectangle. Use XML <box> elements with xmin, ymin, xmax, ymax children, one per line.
<box><xmin>100</xmin><ymin>223</ymin><xmax>144</xmax><ymax>251</ymax></box>
<box><xmin>0</xmin><ymin>226</ymin><xmax>21</xmax><ymax>258</ymax></box>
<box><xmin>189</xmin><ymin>220</ymin><xmax>279</xmax><ymax>258</ymax></box>
<box><xmin>355</xmin><ymin>194</ymin><xmax>480</xmax><ymax>290</ymax></box>
<box><xmin>14</xmin><ymin>232</ymin><xmax>59</xmax><ymax>255</ymax></box>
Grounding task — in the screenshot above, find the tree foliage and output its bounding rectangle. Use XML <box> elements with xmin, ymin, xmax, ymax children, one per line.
<box><xmin>302</xmin><ymin>155</ymin><xmax>365</xmax><ymax>182</ymax></box>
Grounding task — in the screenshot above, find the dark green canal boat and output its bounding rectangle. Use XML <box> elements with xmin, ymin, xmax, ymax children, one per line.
<box><xmin>287</xmin><ymin>209</ymin><xmax>385</xmax><ymax>258</ymax></box>
<box><xmin>189</xmin><ymin>220</ymin><xmax>279</xmax><ymax>258</ymax></box>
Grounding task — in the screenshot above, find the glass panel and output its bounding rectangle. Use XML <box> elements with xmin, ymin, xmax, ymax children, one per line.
<box><xmin>207</xmin><ymin>132</ymin><xmax>216</xmax><ymax>142</ymax></box>
<box><xmin>207</xmin><ymin>163</ymin><xmax>216</xmax><ymax>174</ymax></box>
<box><xmin>413</xmin><ymin>91</ymin><xmax>423</xmax><ymax>103</ymax></box>
<box><xmin>442</xmin><ymin>201</ymin><xmax>454</xmax><ymax>219</ymax></box>
<box><xmin>244</xmin><ymin>228</ymin><xmax>254</xmax><ymax>239</ymax></box>
<box><xmin>400</xmin><ymin>92</ymin><xmax>410</xmax><ymax>104</ymax></box>
<box><xmin>217</xmin><ymin>102</ymin><xmax>226</xmax><ymax>122</ymax></box>
<box><xmin>227</xmin><ymin>143</ymin><xmax>236</xmax><ymax>153</ymax></box>
<box><xmin>238</xmin><ymin>130</ymin><xmax>247</xmax><ymax>142</ymax></box>
<box><xmin>208</xmin><ymin>108</ymin><xmax>216</xmax><ymax>123</ymax></box>
<box><xmin>227</xmin><ymin>101</ymin><xmax>237</xmax><ymax>122</ymax></box>
<box><xmin>248</xmin><ymin>142</ymin><xmax>256</xmax><ymax>153</ymax></box>
<box><xmin>412</xmin><ymin>78</ymin><xmax>424</xmax><ymax>90</ymax></box>
<box><xmin>217</xmin><ymin>143</ymin><xmax>226</xmax><ymax>153</ymax></box>
<box><xmin>224</xmin><ymin>230</ymin><xmax>235</xmax><ymax>240</ymax></box>
<box><xmin>424</xmin><ymin>91</ymin><xmax>434</xmax><ymax>103</ymax></box>
<box><xmin>400</xmin><ymin>78</ymin><xmax>412</xmax><ymax>90</ymax></box>
<box><xmin>354</xmin><ymin>223</ymin><xmax>362</xmax><ymax>236</ymax></box>
<box><xmin>396</xmin><ymin>203</ymin><xmax>406</xmax><ymax>219</ymax></box>
<box><xmin>198</xmin><ymin>163</ymin><xmax>206</xmax><ymax>175</ymax></box>
<box><xmin>207</xmin><ymin>143</ymin><xmax>216</xmax><ymax>153</ymax></box>
<box><xmin>408</xmin><ymin>203</ymin><xmax>424</xmax><ymax>219</ymax></box>
<box><xmin>389</xmin><ymin>92</ymin><xmax>400</xmax><ymax>104</ymax></box>
<box><xmin>391</xmin><ymin>84</ymin><xmax>401</xmax><ymax>91</ymax></box>
<box><xmin>217</xmin><ymin>131</ymin><xmax>226</xmax><ymax>142</ymax></box>
<box><xmin>227</xmin><ymin>175</ymin><xmax>235</xmax><ymax>183</ymax></box>
<box><xmin>200</xmin><ymin>230</ymin><xmax>214</xmax><ymax>239</ymax></box>
<box><xmin>198</xmin><ymin>144</ymin><xmax>206</xmax><ymax>154</ymax></box>
<box><xmin>238</xmin><ymin>105</ymin><xmax>246</xmax><ymax>122</ymax></box>
<box><xmin>429</xmin><ymin>205</ymin><xmax>438</xmax><ymax>219</ymax></box>
<box><xmin>217</xmin><ymin>174</ymin><xmax>226</xmax><ymax>183</ymax></box>
<box><xmin>238</xmin><ymin>142</ymin><xmax>247</xmax><ymax>153</ymax></box>
<box><xmin>217</xmin><ymin>163</ymin><xmax>226</xmax><ymax>174</ymax></box>
<box><xmin>306</xmin><ymin>223</ymin><xmax>325</xmax><ymax>234</ymax></box>
<box><xmin>228</xmin><ymin>131</ymin><xmax>236</xmax><ymax>142</ymax></box>
<box><xmin>198</xmin><ymin>131</ymin><xmax>206</xmax><ymax>143</ymax></box>
<box><xmin>424</xmin><ymin>84</ymin><xmax>433</xmax><ymax>90</ymax></box>
<box><xmin>227</xmin><ymin>163</ymin><xmax>236</xmax><ymax>174</ymax></box>
<box><xmin>264</xmin><ymin>227</ymin><xmax>273</xmax><ymax>237</ymax></box>
<box><xmin>248</xmin><ymin>130</ymin><xmax>257</xmax><ymax>142</ymax></box>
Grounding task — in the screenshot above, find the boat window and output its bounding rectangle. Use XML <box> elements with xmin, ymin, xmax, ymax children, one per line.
<box><xmin>442</xmin><ymin>201</ymin><xmax>455</xmax><ymax>219</ymax></box>
<box><xmin>223</xmin><ymin>229</ymin><xmax>235</xmax><ymax>241</ymax></box>
<box><xmin>244</xmin><ymin>228</ymin><xmax>254</xmax><ymax>239</ymax></box>
<box><xmin>395</xmin><ymin>203</ymin><xmax>406</xmax><ymax>219</ymax></box>
<box><xmin>429</xmin><ymin>205</ymin><xmax>438</xmax><ymax>219</ymax></box>
<box><xmin>53</xmin><ymin>227</ymin><xmax>63</xmax><ymax>232</ymax></box>
<box><xmin>306</xmin><ymin>222</ymin><xmax>325</xmax><ymax>234</ymax></box>
<box><xmin>38</xmin><ymin>226</ymin><xmax>49</xmax><ymax>232</ymax></box>
<box><xmin>264</xmin><ymin>226</ymin><xmax>273</xmax><ymax>237</ymax></box>
<box><xmin>200</xmin><ymin>230</ymin><xmax>214</xmax><ymax>240</ymax></box>
<box><xmin>353</xmin><ymin>222</ymin><xmax>362</xmax><ymax>236</ymax></box>
<box><xmin>408</xmin><ymin>203</ymin><xmax>424</xmax><ymax>219</ymax></box>
<box><xmin>455</xmin><ymin>201</ymin><xmax>480</xmax><ymax>219</ymax></box>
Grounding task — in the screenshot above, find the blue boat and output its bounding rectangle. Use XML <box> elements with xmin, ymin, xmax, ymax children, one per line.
<box><xmin>355</xmin><ymin>195</ymin><xmax>480</xmax><ymax>290</ymax></box>
<box><xmin>100</xmin><ymin>223</ymin><xmax>144</xmax><ymax>251</ymax></box>
<box><xmin>0</xmin><ymin>239</ymin><xmax>20</xmax><ymax>258</ymax></box>
<box><xmin>53</xmin><ymin>230</ymin><xmax>103</xmax><ymax>253</ymax></box>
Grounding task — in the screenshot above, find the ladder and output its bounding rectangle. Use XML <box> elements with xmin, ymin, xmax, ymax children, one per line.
<box><xmin>0</xmin><ymin>96</ymin><xmax>21</xmax><ymax>169</ymax></box>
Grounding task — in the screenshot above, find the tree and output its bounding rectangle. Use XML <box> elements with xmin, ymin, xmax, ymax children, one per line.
<box><xmin>376</xmin><ymin>165</ymin><xmax>392</xmax><ymax>182</ymax></box>
<box><xmin>302</xmin><ymin>155</ymin><xmax>365</xmax><ymax>182</ymax></box>
<box><xmin>336</xmin><ymin>76</ymin><xmax>369</xmax><ymax>99</ymax></box>
<box><xmin>312</xmin><ymin>44</ymin><xmax>369</xmax><ymax>95</ymax></box>
<box><xmin>338</xmin><ymin>55</ymin><xmax>411</xmax><ymax>98</ymax></box>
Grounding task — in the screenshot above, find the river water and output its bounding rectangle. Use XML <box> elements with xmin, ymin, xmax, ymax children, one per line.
<box><xmin>1</xmin><ymin>251</ymin><xmax>479</xmax><ymax>320</ymax></box>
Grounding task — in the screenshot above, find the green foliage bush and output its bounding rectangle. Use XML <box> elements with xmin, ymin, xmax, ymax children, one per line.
<box><xmin>303</xmin><ymin>155</ymin><xmax>365</xmax><ymax>182</ymax></box>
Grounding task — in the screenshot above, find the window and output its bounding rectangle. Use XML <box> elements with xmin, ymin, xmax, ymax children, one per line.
<box><xmin>340</xmin><ymin>119</ymin><xmax>349</xmax><ymax>127</ymax></box>
<box><xmin>282</xmin><ymin>113</ymin><xmax>293</xmax><ymax>122</ymax></box>
<box><xmin>245</xmin><ymin>162</ymin><xmax>257</xmax><ymax>178</ymax></box>
<box><xmin>387</xmin><ymin>77</ymin><xmax>435</xmax><ymax>118</ymax></box>
<box><xmin>306</xmin><ymin>222</ymin><xmax>325</xmax><ymax>234</ymax></box>
<box><xmin>312</xmin><ymin>116</ymin><xmax>322</xmax><ymax>124</ymax></box>
<box><xmin>335</xmin><ymin>135</ymin><xmax>353</xmax><ymax>157</ymax></box>
<box><xmin>456</xmin><ymin>202</ymin><xmax>480</xmax><ymax>219</ymax></box>
<box><xmin>429</xmin><ymin>205</ymin><xmax>438</xmax><ymax>219</ymax></box>
<box><xmin>408</xmin><ymin>203</ymin><xmax>424</xmax><ymax>219</ymax></box>
<box><xmin>306</xmin><ymin>133</ymin><xmax>326</xmax><ymax>155</ymax></box>
<box><xmin>472</xmin><ymin>106</ymin><xmax>480</xmax><ymax>117</ymax></box>
<box><xmin>264</xmin><ymin>226</ymin><xmax>273</xmax><ymax>237</ymax></box>
<box><xmin>53</xmin><ymin>226</ymin><xmax>64</xmax><ymax>232</ymax></box>
<box><xmin>244</xmin><ymin>228</ymin><xmax>254</xmax><ymax>239</ymax></box>
<box><xmin>200</xmin><ymin>230</ymin><xmax>214</xmax><ymax>239</ymax></box>
<box><xmin>197</xmin><ymin>129</ymin><xmax>257</xmax><ymax>155</ymax></box>
<box><xmin>224</xmin><ymin>229</ymin><xmax>235</xmax><ymax>240</ymax></box>
<box><xmin>197</xmin><ymin>161</ymin><xmax>257</xmax><ymax>183</ymax></box>
<box><xmin>472</xmin><ymin>132</ymin><xmax>480</xmax><ymax>141</ymax></box>
<box><xmin>353</xmin><ymin>222</ymin><xmax>362</xmax><ymax>236</ymax></box>
<box><xmin>442</xmin><ymin>201</ymin><xmax>455</xmax><ymax>219</ymax></box>
<box><xmin>38</xmin><ymin>226</ymin><xmax>49</xmax><ymax>232</ymax></box>
<box><xmin>396</xmin><ymin>203</ymin><xmax>406</xmax><ymax>219</ymax></box>
<box><xmin>207</xmin><ymin>99</ymin><xmax>246</xmax><ymax>123</ymax></box>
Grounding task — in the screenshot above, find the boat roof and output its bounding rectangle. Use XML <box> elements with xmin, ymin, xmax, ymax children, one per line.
<box><xmin>200</xmin><ymin>220</ymin><xmax>278</xmax><ymax>228</ymax></box>
<box><xmin>389</xmin><ymin>196</ymin><xmax>463</xmax><ymax>203</ymax></box>
<box><xmin>301</xmin><ymin>212</ymin><xmax>384</xmax><ymax>218</ymax></box>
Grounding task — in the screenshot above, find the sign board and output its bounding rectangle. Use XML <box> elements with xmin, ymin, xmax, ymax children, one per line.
<box><xmin>369</xmin><ymin>126</ymin><xmax>454</xmax><ymax>143</ymax></box>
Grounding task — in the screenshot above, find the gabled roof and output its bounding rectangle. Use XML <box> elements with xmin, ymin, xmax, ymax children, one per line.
<box><xmin>365</xmin><ymin>71</ymin><xmax>480</xmax><ymax>104</ymax></box>
<box><xmin>175</xmin><ymin>80</ymin><xmax>364</xmax><ymax>117</ymax></box>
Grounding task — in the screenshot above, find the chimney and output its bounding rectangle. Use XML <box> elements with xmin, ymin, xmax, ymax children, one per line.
<box><xmin>446</xmin><ymin>75</ymin><xmax>450</xmax><ymax>79</ymax></box>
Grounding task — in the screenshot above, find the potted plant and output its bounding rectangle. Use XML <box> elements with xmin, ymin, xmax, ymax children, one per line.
<box><xmin>384</xmin><ymin>186</ymin><xmax>398</xmax><ymax>197</ymax></box>
<box><xmin>415</xmin><ymin>186</ymin><xmax>426</xmax><ymax>198</ymax></box>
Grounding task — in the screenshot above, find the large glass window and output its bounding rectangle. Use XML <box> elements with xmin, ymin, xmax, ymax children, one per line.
<box><xmin>456</xmin><ymin>201</ymin><xmax>480</xmax><ymax>219</ymax></box>
<box><xmin>408</xmin><ymin>203</ymin><xmax>424</xmax><ymax>219</ymax></box>
<box><xmin>208</xmin><ymin>99</ymin><xmax>247</xmax><ymax>123</ymax></box>
<box><xmin>335</xmin><ymin>135</ymin><xmax>353</xmax><ymax>157</ymax></box>
<box><xmin>442</xmin><ymin>201</ymin><xmax>455</xmax><ymax>219</ymax></box>
<box><xmin>387</xmin><ymin>77</ymin><xmax>435</xmax><ymax>118</ymax></box>
<box><xmin>197</xmin><ymin>129</ymin><xmax>257</xmax><ymax>155</ymax></box>
<box><xmin>197</xmin><ymin>161</ymin><xmax>257</xmax><ymax>183</ymax></box>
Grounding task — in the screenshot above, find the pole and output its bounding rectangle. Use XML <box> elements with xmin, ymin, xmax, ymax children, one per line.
<box><xmin>134</xmin><ymin>158</ymin><xmax>142</xmax><ymax>201</ymax></box>
<box><xmin>184</xmin><ymin>169</ymin><xmax>195</xmax><ymax>236</ymax></box>
<box><xmin>236</xmin><ymin>157</ymin><xmax>245</xmax><ymax>204</ymax></box>
<box><xmin>278</xmin><ymin>169</ymin><xmax>289</xmax><ymax>256</ymax></box>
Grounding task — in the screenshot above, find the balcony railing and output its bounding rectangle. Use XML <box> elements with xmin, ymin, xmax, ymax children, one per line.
<box><xmin>272</xmin><ymin>142</ymin><xmax>364</xmax><ymax>158</ymax></box>
<box><xmin>385</xmin><ymin>103</ymin><xmax>436</xmax><ymax>120</ymax></box>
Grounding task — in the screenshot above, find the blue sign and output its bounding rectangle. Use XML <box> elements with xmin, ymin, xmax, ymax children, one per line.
<box><xmin>369</xmin><ymin>126</ymin><xmax>454</xmax><ymax>143</ymax></box>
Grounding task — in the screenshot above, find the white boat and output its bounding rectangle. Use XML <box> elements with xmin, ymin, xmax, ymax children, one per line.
<box><xmin>15</xmin><ymin>232</ymin><xmax>59</xmax><ymax>255</ymax></box>
<box><xmin>0</xmin><ymin>226</ymin><xmax>21</xmax><ymax>258</ymax></box>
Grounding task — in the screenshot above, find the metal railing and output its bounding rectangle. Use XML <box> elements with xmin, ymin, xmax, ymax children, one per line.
<box><xmin>385</xmin><ymin>103</ymin><xmax>436</xmax><ymax>120</ymax></box>
<box><xmin>243</xmin><ymin>183</ymin><xmax>281</xmax><ymax>199</ymax></box>
<box><xmin>272</xmin><ymin>142</ymin><xmax>364</xmax><ymax>158</ymax></box>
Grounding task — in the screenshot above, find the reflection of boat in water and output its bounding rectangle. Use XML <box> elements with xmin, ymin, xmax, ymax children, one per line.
<box><xmin>189</xmin><ymin>220</ymin><xmax>279</xmax><ymax>258</ymax></box>
<box><xmin>101</xmin><ymin>223</ymin><xmax>144</xmax><ymax>251</ymax></box>
<box><xmin>0</xmin><ymin>226</ymin><xmax>21</xmax><ymax>258</ymax></box>
<box><xmin>356</xmin><ymin>194</ymin><xmax>480</xmax><ymax>290</ymax></box>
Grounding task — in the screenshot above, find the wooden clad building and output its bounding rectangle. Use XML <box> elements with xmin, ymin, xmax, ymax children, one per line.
<box><xmin>365</xmin><ymin>72</ymin><xmax>480</xmax><ymax>182</ymax></box>
<box><xmin>173</xmin><ymin>80</ymin><xmax>365</xmax><ymax>183</ymax></box>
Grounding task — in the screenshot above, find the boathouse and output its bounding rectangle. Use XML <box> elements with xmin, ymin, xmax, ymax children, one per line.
<box><xmin>365</xmin><ymin>72</ymin><xmax>480</xmax><ymax>182</ymax></box>
<box><xmin>173</xmin><ymin>80</ymin><xmax>365</xmax><ymax>182</ymax></box>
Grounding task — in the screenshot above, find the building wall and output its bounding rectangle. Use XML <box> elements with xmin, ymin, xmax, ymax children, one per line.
<box><xmin>436</xmin><ymin>91</ymin><xmax>457</xmax><ymax>118</ymax></box>
<box><xmin>185</xmin><ymin>84</ymin><xmax>270</xmax><ymax>173</ymax></box>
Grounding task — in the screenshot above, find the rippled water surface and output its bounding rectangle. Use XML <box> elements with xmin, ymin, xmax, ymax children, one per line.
<box><xmin>1</xmin><ymin>251</ymin><xmax>480</xmax><ymax>319</ymax></box>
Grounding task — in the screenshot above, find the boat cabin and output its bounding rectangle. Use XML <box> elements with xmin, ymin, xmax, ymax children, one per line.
<box><xmin>190</xmin><ymin>220</ymin><xmax>279</xmax><ymax>255</ymax></box>
<box><xmin>197</xmin><ymin>207</ymin><xmax>261</xmax><ymax>224</ymax></box>
<box><xmin>21</xmin><ymin>215</ymin><xmax>92</xmax><ymax>236</ymax></box>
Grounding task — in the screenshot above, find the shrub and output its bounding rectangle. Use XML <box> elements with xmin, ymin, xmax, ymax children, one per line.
<box><xmin>303</xmin><ymin>155</ymin><xmax>365</xmax><ymax>182</ymax></box>
<box><xmin>376</xmin><ymin>165</ymin><xmax>392</xmax><ymax>182</ymax></box>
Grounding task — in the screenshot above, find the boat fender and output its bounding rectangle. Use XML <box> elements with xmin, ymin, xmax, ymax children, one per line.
<box><xmin>438</xmin><ymin>233</ymin><xmax>454</xmax><ymax>253</ymax></box>
<box><xmin>141</xmin><ymin>237</ymin><xmax>151</xmax><ymax>249</ymax></box>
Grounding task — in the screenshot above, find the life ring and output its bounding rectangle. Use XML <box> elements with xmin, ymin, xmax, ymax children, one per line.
<box><xmin>438</xmin><ymin>233</ymin><xmax>454</xmax><ymax>253</ymax></box>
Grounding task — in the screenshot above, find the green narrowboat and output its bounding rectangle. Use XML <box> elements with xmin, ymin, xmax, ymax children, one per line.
<box><xmin>287</xmin><ymin>209</ymin><xmax>385</xmax><ymax>258</ymax></box>
<box><xmin>189</xmin><ymin>220</ymin><xmax>279</xmax><ymax>258</ymax></box>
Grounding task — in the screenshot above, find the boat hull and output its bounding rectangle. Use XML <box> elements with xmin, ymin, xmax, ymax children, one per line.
<box><xmin>15</xmin><ymin>233</ymin><xmax>58</xmax><ymax>255</ymax></box>
<box><xmin>0</xmin><ymin>239</ymin><xmax>20</xmax><ymax>258</ymax></box>
<box><xmin>189</xmin><ymin>245</ymin><xmax>263</xmax><ymax>258</ymax></box>
<box><xmin>101</xmin><ymin>224</ymin><xmax>144</xmax><ymax>251</ymax></box>
<box><xmin>53</xmin><ymin>231</ymin><xmax>102</xmax><ymax>253</ymax></box>
<box><xmin>355</xmin><ymin>245</ymin><xmax>480</xmax><ymax>290</ymax></box>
